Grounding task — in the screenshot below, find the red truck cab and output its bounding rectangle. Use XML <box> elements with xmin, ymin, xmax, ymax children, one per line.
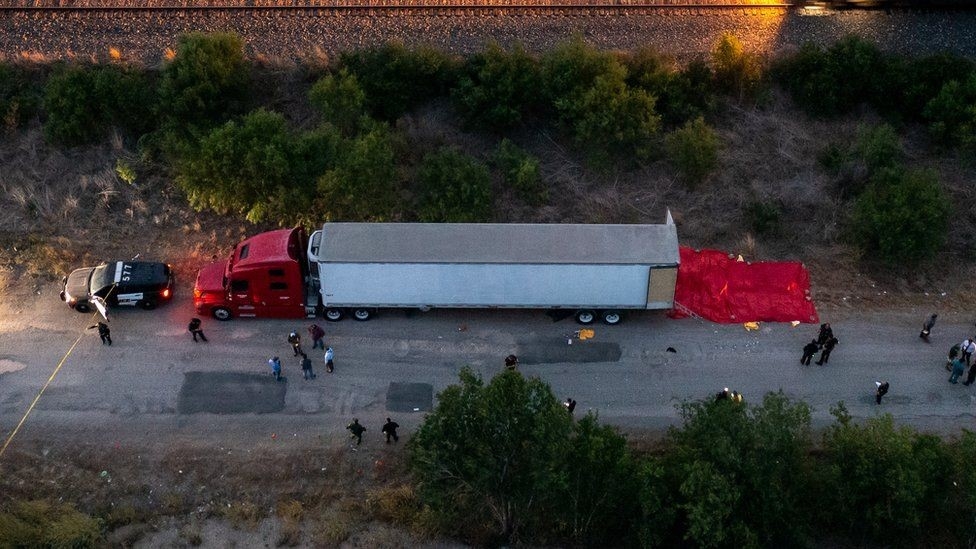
<box><xmin>193</xmin><ymin>228</ymin><xmax>312</xmax><ymax>320</ymax></box>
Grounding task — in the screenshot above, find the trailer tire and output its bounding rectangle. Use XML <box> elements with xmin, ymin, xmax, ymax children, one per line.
<box><xmin>324</xmin><ymin>308</ymin><xmax>344</xmax><ymax>322</ymax></box>
<box><xmin>602</xmin><ymin>311</ymin><xmax>622</xmax><ymax>325</ymax></box>
<box><xmin>74</xmin><ymin>303</ymin><xmax>91</xmax><ymax>313</ymax></box>
<box><xmin>576</xmin><ymin>310</ymin><xmax>596</xmax><ymax>325</ymax></box>
<box><xmin>212</xmin><ymin>307</ymin><xmax>232</xmax><ymax>321</ymax></box>
<box><xmin>353</xmin><ymin>308</ymin><xmax>372</xmax><ymax>321</ymax></box>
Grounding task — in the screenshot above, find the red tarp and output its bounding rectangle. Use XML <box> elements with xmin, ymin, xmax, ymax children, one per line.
<box><xmin>671</xmin><ymin>247</ymin><xmax>819</xmax><ymax>324</ymax></box>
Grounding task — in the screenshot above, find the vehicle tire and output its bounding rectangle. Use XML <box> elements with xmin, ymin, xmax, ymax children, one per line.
<box><xmin>602</xmin><ymin>310</ymin><xmax>622</xmax><ymax>325</ymax></box>
<box><xmin>140</xmin><ymin>300</ymin><xmax>157</xmax><ymax>310</ymax></box>
<box><xmin>212</xmin><ymin>307</ymin><xmax>232</xmax><ymax>321</ymax></box>
<box><xmin>576</xmin><ymin>310</ymin><xmax>596</xmax><ymax>325</ymax></box>
<box><xmin>353</xmin><ymin>308</ymin><xmax>372</xmax><ymax>321</ymax></box>
<box><xmin>74</xmin><ymin>303</ymin><xmax>91</xmax><ymax>313</ymax></box>
<box><xmin>324</xmin><ymin>308</ymin><xmax>344</xmax><ymax>322</ymax></box>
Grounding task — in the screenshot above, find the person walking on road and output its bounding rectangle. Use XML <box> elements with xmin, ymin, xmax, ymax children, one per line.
<box><xmin>947</xmin><ymin>343</ymin><xmax>961</xmax><ymax>371</ymax></box>
<box><xmin>817</xmin><ymin>323</ymin><xmax>833</xmax><ymax>345</ymax></box>
<box><xmin>325</xmin><ymin>347</ymin><xmax>335</xmax><ymax>373</ymax></box>
<box><xmin>816</xmin><ymin>336</ymin><xmax>839</xmax><ymax>365</ymax></box>
<box><xmin>300</xmin><ymin>353</ymin><xmax>315</xmax><ymax>380</ymax></box>
<box><xmin>347</xmin><ymin>418</ymin><xmax>366</xmax><ymax>446</ymax></box>
<box><xmin>287</xmin><ymin>331</ymin><xmax>302</xmax><ymax>357</ymax></box>
<box><xmin>188</xmin><ymin>317</ymin><xmax>208</xmax><ymax>342</ymax></box>
<box><xmin>875</xmin><ymin>381</ymin><xmax>889</xmax><ymax>404</ymax></box>
<box><xmin>801</xmin><ymin>339</ymin><xmax>820</xmax><ymax>366</ymax></box>
<box><xmin>961</xmin><ymin>338</ymin><xmax>976</xmax><ymax>366</ymax></box>
<box><xmin>269</xmin><ymin>356</ymin><xmax>282</xmax><ymax>381</ymax></box>
<box><xmin>382</xmin><ymin>418</ymin><xmax>400</xmax><ymax>443</ymax></box>
<box><xmin>950</xmin><ymin>358</ymin><xmax>966</xmax><ymax>384</ymax></box>
<box><xmin>308</xmin><ymin>324</ymin><xmax>326</xmax><ymax>350</ymax></box>
<box><xmin>88</xmin><ymin>322</ymin><xmax>112</xmax><ymax>345</ymax></box>
<box><xmin>919</xmin><ymin>314</ymin><xmax>937</xmax><ymax>342</ymax></box>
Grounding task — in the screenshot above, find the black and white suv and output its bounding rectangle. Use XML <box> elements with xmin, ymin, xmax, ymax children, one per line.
<box><xmin>60</xmin><ymin>261</ymin><xmax>174</xmax><ymax>312</ymax></box>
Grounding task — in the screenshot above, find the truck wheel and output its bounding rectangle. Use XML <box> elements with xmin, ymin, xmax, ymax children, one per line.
<box><xmin>353</xmin><ymin>308</ymin><xmax>372</xmax><ymax>321</ymax></box>
<box><xmin>575</xmin><ymin>310</ymin><xmax>596</xmax><ymax>325</ymax></box>
<box><xmin>602</xmin><ymin>311</ymin><xmax>622</xmax><ymax>325</ymax></box>
<box><xmin>140</xmin><ymin>300</ymin><xmax>157</xmax><ymax>310</ymax></box>
<box><xmin>74</xmin><ymin>303</ymin><xmax>91</xmax><ymax>313</ymax></box>
<box><xmin>212</xmin><ymin>307</ymin><xmax>232</xmax><ymax>321</ymax></box>
<box><xmin>324</xmin><ymin>308</ymin><xmax>344</xmax><ymax>322</ymax></box>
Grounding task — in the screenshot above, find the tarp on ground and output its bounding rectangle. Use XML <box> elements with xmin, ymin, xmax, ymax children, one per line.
<box><xmin>670</xmin><ymin>247</ymin><xmax>819</xmax><ymax>324</ymax></box>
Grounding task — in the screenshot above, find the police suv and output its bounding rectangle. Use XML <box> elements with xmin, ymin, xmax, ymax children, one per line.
<box><xmin>60</xmin><ymin>261</ymin><xmax>174</xmax><ymax>313</ymax></box>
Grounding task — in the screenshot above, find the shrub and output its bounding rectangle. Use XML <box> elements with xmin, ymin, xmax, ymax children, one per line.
<box><xmin>176</xmin><ymin>109</ymin><xmax>308</xmax><ymax>224</ymax></box>
<box><xmin>664</xmin><ymin>117</ymin><xmax>719</xmax><ymax>185</ymax></box>
<box><xmin>626</xmin><ymin>49</ymin><xmax>715</xmax><ymax>127</ymax></box>
<box><xmin>315</xmin><ymin>124</ymin><xmax>400</xmax><ymax>221</ymax></box>
<box><xmin>493</xmin><ymin>139</ymin><xmax>546</xmax><ymax>206</ymax></box>
<box><xmin>897</xmin><ymin>53</ymin><xmax>975</xmax><ymax>121</ymax></box>
<box><xmin>743</xmin><ymin>201</ymin><xmax>781</xmax><ymax>235</ymax></box>
<box><xmin>43</xmin><ymin>64</ymin><xmax>154</xmax><ymax>146</ymax></box>
<box><xmin>340</xmin><ymin>42</ymin><xmax>456</xmax><ymax>121</ymax></box>
<box><xmin>309</xmin><ymin>68</ymin><xmax>367</xmax><ymax>136</ymax></box>
<box><xmin>855</xmin><ymin>124</ymin><xmax>902</xmax><ymax>173</ymax></box>
<box><xmin>415</xmin><ymin>148</ymin><xmax>493</xmax><ymax>222</ymax></box>
<box><xmin>817</xmin><ymin>142</ymin><xmax>848</xmax><ymax>175</ymax></box>
<box><xmin>158</xmin><ymin>32</ymin><xmax>250</xmax><ymax>139</ymax></box>
<box><xmin>451</xmin><ymin>42</ymin><xmax>541</xmax><ymax>132</ymax></box>
<box><xmin>923</xmin><ymin>72</ymin><xmax>976</xmax><ymax>151</ymax></box>
<box><xmin>711</xmin><ymin>32</ymin><xmax>763</xmax><ymax>101</ymax></box>
<box><xmin>0</xmin><ymin>500</ymin><xmax>101</xmax><ymax>548</ymax></box>
<box><xmin>0</xmin><ymin>63</ymin><xmax>40</xmax><ymax>130</ymax></box>
<box><xmin>851</xmin><ymin>166</ymin><xmax>950</xmax><ymax>264</ymax></box>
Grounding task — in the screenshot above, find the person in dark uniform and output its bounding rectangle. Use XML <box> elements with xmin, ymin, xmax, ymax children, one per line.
<box><xmin>300</xmin><ymin>353</ymin><xmax>314</xmax><ymax>380</ymax></box>
<box><xmin>816</xmin><ymin>336</ymin><xmax>838</xmax><ymax>365</ymax></box>
<box><xmin>919</xmin><ymin>314</ymin><xmax>937</xmax><ymax>343</ymax></box>
<box><xmin>88</xmin><ymin>322</ymin><xmax>112</xmax><ymax>345</ymax></box>
<box><xmin>347</xmin><ymin>418</ymin><xmax>366</xmax><ymax>446</ymax></box>
<box><xmin>817</xmin><ymin>323</ymin><xmax>833</xmax><ymax>345</ymax></box>
<box><xmin>963</xmin><ymin>363</ymin><xmax>976</xmax><ymax>386</ymax></box>
<box><xmin>801</xmin><ymin>339</ymin><xmax>820</xmax><ymax>366</ymax></box>
<box><xmin>875</xmin><ymin>381</ymin><xmax>889</xmax><ymax>404</ymax></box>
<box><xmin>382</xmin><ymin>418</ymin><xmax>400</xmax><ymax>443</ymax></box>
<box><xmin>287</xmin><ymin>332</ymin><xmax>302</xmax><ymax>356</ymax></box>
<box><xmin>188</xmin><ymin>318</ymin><xmax>207</xmax><ymax>342</ymax></box>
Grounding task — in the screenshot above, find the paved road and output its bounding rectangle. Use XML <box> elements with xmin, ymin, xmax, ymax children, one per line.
<box><xmin>0</xmin><ymin>283</ymin><xmax>973</xmax><ymax>453</ymax></box>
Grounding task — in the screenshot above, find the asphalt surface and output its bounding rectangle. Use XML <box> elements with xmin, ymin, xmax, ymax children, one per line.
<box><xmin>0</xmin><ymin>284</ymin><xmax>974</xmax><ymax>454</ymax></box>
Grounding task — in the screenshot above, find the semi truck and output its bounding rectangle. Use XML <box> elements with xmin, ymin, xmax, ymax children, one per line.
<box><xmin>193</xmin><ymin>218</ymin><xmax>680</xmax><ymax>325</ymax></box>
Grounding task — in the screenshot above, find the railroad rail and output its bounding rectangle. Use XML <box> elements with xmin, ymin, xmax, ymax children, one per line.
<box><xmin>0</xmin><ymin>2</ymin><xmax>795</xmax><ymax>17</ymax></box>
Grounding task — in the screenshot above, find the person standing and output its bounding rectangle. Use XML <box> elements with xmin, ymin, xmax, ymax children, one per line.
<box><xmin>800</xmin><ymin>339</ymin><xmax>820</xmax><ymax>366</ymax></box>
<box><xmin>950</xmin><ymin>358</ymin><xmax>966</xmax><ymax>384</ymax></box>
<box><xmin>817</xmin><ymin>323</ymin><xmax>833</xmax><ymax>345</ymax></box>
<box><xmin>188</xmin><ymin>317</ymin><xmax>208</xmax><ymax>342</ymax></box>
<box><xmin>963</xmin><ymin>362</ymin><xmax>976</xmax><ymax>386</ymax></box>
<box><xmin>962</xmin><ymin>338</ymin><xmax>976</xmax><ymax>366</ymax></box>
<box><xmin>919</xmin><ymin>314</ymin><xmax>937</xmax><ymax>342</ymax></box>
<box><xmin>300</xmin><ymin>353</ymin><xmax>315</xmax><ymax>380</ymax></box>
<box><xmin>875</xmin><ymin>381</ymin><xmax>889</xmax><ymax>404</ymax></box>
<box><xmin>269</xmin><ymin>356</ymin><xmax>282</xmax><ymax>381</ymax></box>
<box><xmin>382</xmin><ymin>418</ymin><xmax>400</xmax><ymax>444</ymax></box>
<box><xmin>565</xmin><ymin>398</ymin><xmax>577</xmax><ymax>414</ymax></box>
<box><xmin>347</xmin><ymin>418</ymin><xmax>366</xmax><ymax>446</ymax></box>
<box><xmin>504</xmin><ymin>355</ymin><xmax>519</xmax><ymax>371</ymax></box>
<box><xmin>308</xmin><ymin>324</ymin><xmax>326</xmax><ymax>350</ymax></box>
<box><xmin>287</xmin><ymin>331</ymin><xmax>302</xmax><ymax>357</ymax></box>
<box><xmin>325</xmin><ymin>347</ymin><xmax>335</xmax><ymax>373</ymax></box>
<box><xmin>816</xmin><ymin>336</ymin><xmax>838</xmax><ymax>365</ymax></box>
<box><xmin>88</xmin><ymin>322</ymin><xmax>112</xmax><ymax>345</ymax></box>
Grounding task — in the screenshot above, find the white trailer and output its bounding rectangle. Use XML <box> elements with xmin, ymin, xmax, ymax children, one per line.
<box><xmin>307</xmin><ymin>218</ymin><xmax>679</xmax><ymax>324</ymax></box>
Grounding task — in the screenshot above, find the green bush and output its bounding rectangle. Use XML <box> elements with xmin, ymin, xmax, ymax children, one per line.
<box><xmin>43</xmin><ymin>64</ymin><xmax>154</xmax><ymax>146</ymax></box>
<box><xmin>855</xmin><ymin>124</ymin><xmax>902</xmax><ymax>173</ymax></box>
<box><xmin>817</xmin><ymin>142</ymin><xmax>848</xmax><ymax>175</ymax></box>
<box><xmin>851</xmin><ymin>166</ymin><xmax>950</xmax><ymax>264</ymax></box>
<box><xmin>493</xmin><ymin>139</ymin><xmax>546</xmax><ymax>206</ymax></box>
<box><xmin>415</xmin><ymin>148</ymin><xmax>492</xmax><ymax>222</ymax></box>
<box><xmin>451</xmin><ymin>42</ymin><xmax>541</xmax><ymax>132</ymax></box>
<box><xmin>743</xmin><ymin>201</ymin><xmax>781</xmax><ymax>235</ymax></box>
<box><xmin>626</xmin><ymin>50</ymin><xmax>714</xmax><ymax>127</ymax></box>
<box><xmin>158</xmin><ymin>32</ymin><xmax>250</xmax><ymax>139</ymax></box>
<box><xmin>309</xmin><ymin>68</ymin><xmax>367</xmax><ymax>136</ymax></box>
<box><xmin>315</xmin><ymin>123</ymin><xmax>400</xmax><ymax>221</ymax></box>
<box><xmin>923</xmin><ymin>72</ymin><xmax>976</xmax><ymax>151</ymax></box>
<box><xmin>340</xmin><ymin>42</ymin><xmax>456</xmax><ymax>121</ymax></box>
<box><xmin>176</xmin><ymin>109</ymin><xmax>311</xmax><ymax>224</ymax></box>
<box><xmin>896</xmin><ymin>53</ymin><xmax>975</xmax><ymax>121</ymax></box>
<box><xmin>711</xmin><ymin>32</ymin><xmax>763</xmax><ymax>101</ymax></box>
<box><xmin>0</xmin><ymin>500</ymin><xmax>101</xmax><ymax>548</ymax></box>
<box><xmin>0</xmin><ymin>63</ymin><xmax>40</xmax><ymax>130</ymax></box>
<box><xmin>664</xmin><ymin>117</ymin><xmax>719</xmax><ymax>185</ymax></box>
<box><xmin>542</xmin><ymin>36</ymin><xmax>661</xmax><ymax>163</ymax></box>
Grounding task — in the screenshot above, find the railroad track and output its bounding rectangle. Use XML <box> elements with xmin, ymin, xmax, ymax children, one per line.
<box><xmin>0</xmin><ymin>2</ymin><xmax>794</xmax><ymax>17</ymax></box>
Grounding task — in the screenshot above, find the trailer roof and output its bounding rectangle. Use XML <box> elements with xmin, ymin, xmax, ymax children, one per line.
<box><xmin>315</xmin><ymin>223</ymin><xmax>679</xmax><ymax>265</ymax></box>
